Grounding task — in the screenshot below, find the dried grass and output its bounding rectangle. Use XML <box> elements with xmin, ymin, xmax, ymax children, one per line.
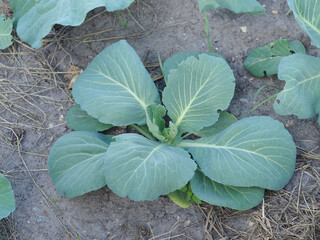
<box><xmin>199</xmin><ymin>150</ymin><xmax>320</xmax><ymax>240</ymax></box>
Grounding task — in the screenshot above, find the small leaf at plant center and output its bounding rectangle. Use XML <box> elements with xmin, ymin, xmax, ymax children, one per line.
<box><xmin>146</xmin><ymin>104</ymin><xmax>166</xmax><ymax>142</ymax></box>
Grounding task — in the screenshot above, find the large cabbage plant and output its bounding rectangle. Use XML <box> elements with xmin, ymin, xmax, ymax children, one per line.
<box><xmin>48</xmin><ymin>40</ymin><xmax>296</xmax><ymax>210</ymax></box>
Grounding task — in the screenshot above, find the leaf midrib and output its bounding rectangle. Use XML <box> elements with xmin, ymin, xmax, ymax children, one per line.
<box><xmin>177</xmin><ymin>141</ymin><xmax>290</xmax><ymax>172</ymax></box>
<box><xmin>174</xmin><ymin>66</ymin><xmax>217</xmax><ymax>129</ymax></box>
<box><xmin>295</xmin><ymin>1</ymin><xmax>320</xmax><ymax>37</ymax></box>
<box><xmin>90</xmin><ymin>69</ymin><xmax>147</xmax><ymax>110</ymax></box>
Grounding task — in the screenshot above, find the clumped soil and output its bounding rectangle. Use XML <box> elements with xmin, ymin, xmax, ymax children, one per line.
<box><xmin>0</xmin><ymin>0</ymin><xmax>319</xmax><ymax>239</ymax></box>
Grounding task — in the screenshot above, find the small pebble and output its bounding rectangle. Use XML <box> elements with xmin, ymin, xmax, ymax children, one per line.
<box><xmin>285</xmin><ymin>120</ymin><xmax>295</xmax><ymax>127</ymax></box>
<box><xmin>239</xmin><ymin>98</ymin><xmax>249</xmax><ymax>104</ymax></box>
<box><xmin>272</xmin><ymin>10</ymin><xmax>279</xmax><ymax>14</ymax></box>
<box><xmin>240</xmin><ymin>26</ymin><xmax>247</xmax><ymax>33</ymax></box>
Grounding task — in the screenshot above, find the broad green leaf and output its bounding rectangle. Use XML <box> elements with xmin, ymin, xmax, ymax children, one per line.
<box><xmin>0</xmin><ymin>15</ymin><xmax>13</xmax><ymax>50</ymax></box>
<box><xmin>163</xmin><ymin>52</ymin><xmax>224</xmax><ymax>82</ymax></box>
<box><xmin>66</xmin><ymin>104</ymin><xmax>113</xmax><ymax>131</ymax></box>
<box><xmin>287</xmin><ymin>0</ymin><xmax>320</xmax><ymax>48</ymax></box>
<box><xmin>0</xmin><ymin>174</ymin><xmax>15</xmax><ymax>219</ymax></box>
<box><xmin>274</xmin><ymin>54</ymin><xmax>320</xmax><ymax>125</ymax></box>
<box><xmin>168</xmin><ymin>191</ymin><xmax>192</xmax><ymax>208</ymax></box>
<box><xmin>244</xmin><ymin>39</ymin><xmax>306</xmax><ymax>77</ymax></box>
<box><xmin>11</xmin><ymin>0</ymin><xmax>38</xmax><ymax>25</ymax></box>
<box><xmin>72</xmin><ymin>40</ymin><xmax>160</xmax><ymax>126</ymax></box>
<box><xmin>11</xmin><ymin>0</ymin><xmax>135</xmax><ymax>48</ymax></box>
<box><xmin>190</xmin><ymin>170</ymin><xmax>264</xmax><ymax>210</ymax></box>
<box><xmin>163</xmin><ymin>54</ymin><xmax>235</xmax><ymax>134</ymax></box>
<box><xmin>104</xmin><ymin>134</ymin><xmax>197</xmax><ymax>201</ymax></box>
<box><xmin>198</xmin><ymin>0</ymin><xmax>265</xmax><ymax>14</ymax></box>
<box><xmin>146</xmin><ymin>104</ymin><xmax>166</xmax><ymax>142</ymax></box>
<box><xmin>48</xmin><ymin>131</ymin><xmax>112</xmax><ymax>197</ymax></box>
<box><xmin>195</xmin><ymin>111</ymin><xmax>237</xmax><ymax>137</ymax></box>
<box><xmin>178</xmin><ymin>116</ymin><xmax>296</xmax><ymax>190</ymax></box>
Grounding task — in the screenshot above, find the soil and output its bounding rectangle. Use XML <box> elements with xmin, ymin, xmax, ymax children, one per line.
<box><xmin>0</xmin><ymin>0</ymin><xmax>319</xmax><ymax>239</ymax></box>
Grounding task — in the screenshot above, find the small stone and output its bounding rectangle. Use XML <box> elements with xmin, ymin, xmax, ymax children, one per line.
<box><xmin>247</xmin><ymin>220</ymin><xmax>255</xmax><ymax>228</ymax></box>
<box><xmin>240</xmin><ymin>26</ymin><xmax>247</xmax><ymax>33</ymax></box>
<box><xmin>184</xmin><ymin>219</ymin><xmax>191</xmax><ymax>227</ymax></box>
<box><xmin>239</xmin><ymin>98</ymin><xmax>249</xmax><ymax>104</ymax></box>
<box><xmin>36</xmin><ymin>215</ymin><xmax>46</xmax><ymax>223</ymax></box>
<box><xmin>272</xmin><ymin>10</ymin><xmax>279</xmax><ymax>14</ymax></box>
<box><xmin>285</xmin><ymin>120</ymin><xmax>295</xmax><ymax>127</ymax></box>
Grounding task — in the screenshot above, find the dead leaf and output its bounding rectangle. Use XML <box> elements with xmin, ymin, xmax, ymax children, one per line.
<box><xmin>64</xmin><ymin>65</ymin><xmax>83</xmax><ymax>89</ymax></box>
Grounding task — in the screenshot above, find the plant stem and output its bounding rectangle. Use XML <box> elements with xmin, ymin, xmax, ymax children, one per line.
<box><xmin>204</xmin><ymin>11</ymin><xmax>212</xmax><ymax>53</ymax></box>
<box><xmin>130</xmin><ymin>124</ymin><xmax>156</xmax><ymax>141</ymax></box>
<box><xmin>158</xmin><ymin>53</ymin><xmax>166</xmax><ymax>85</ymax></box>
<box><xmin>243</xmin><ymin>93</ymin><xmax>278</xmax><ymax>118</ymax></box>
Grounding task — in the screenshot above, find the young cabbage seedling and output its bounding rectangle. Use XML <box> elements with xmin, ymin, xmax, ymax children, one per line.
<box><xmin>48</xmin><ymin>40</ymin><xmax>296</xmax><ymax>210</ymax></box>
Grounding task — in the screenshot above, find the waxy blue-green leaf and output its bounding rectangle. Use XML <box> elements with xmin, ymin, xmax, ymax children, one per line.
<box><xmin>198</xmin><ymin>0</ymin><xmax>265</xmax><ymax>14</ymax></box>
<box><xmin>0</xmin><ymin>15</ymin><xmax>13</xmax><ymax>50</ymax></box>
<box><xmin>11</xmin><ymin>0</ymin><xmax>135</xmax><ymax>48</ymax></box>
<box><xmin>163</xmin><ymin>52</ymin><xmax>224</xmax><ymax>81</ymax></box>
<box><xmin>72</xmin><ymin>40</ymin><xmax>160</xmax><ymax>126</ymax></box>
<box><xmin>66</xmin><ymin>104</ymin><xmax>113</xmax><ymax>131</ymax></box>
<box><xmin>178</xmin><ymin>116</ymin><xmax>296</xmax><ymax>190</ymax></box>
<box><xmin>48</xmin><ymin>131</ymin><xmax>112</xmax><ymax>197</ymax></box>
<box><xmin>146</xmin><ymin>104</ymin><xmax>166</xmax><ymax>142</ymax></box>
<box><xmin>0</xmin><ymin>174</ymin><xmax>15</xmax><ymax>219</ymax></box>
<box><xmin>104</xmin><ymin>134</ymin><xmax>197</xmax><ymax>201</ymax></box>
<box><xmin>190</xmin><ymin>170</ymin><xmax>264</xmax><ymax>210</ymax></box>
<box><xmin>244</xmin><ymin>39</ymin><xmax>306</xmax><ymax>77</ymax></box>
<box><xmin>11</xmin><ymin>0</ymin><xmax>37</xmax><ymax>25</ymax></box>
<box><xmin>163</xmin><ymin>54</ymin><xmax>235</xmax><ymax>134</ymax></box>
<box><xmin>287</xmin><ymin>0</ymin><xmax>320</xmax><ymax>48</ymax></box>
<box><xmin>195</xmin><ymin>111</ymin><xmax>237</xmax><ymax>137</ymax></box>
<box><xmin>275</xmin><ymin>54</ymin><xmax>320</xmax><ymax>125</ymax></box>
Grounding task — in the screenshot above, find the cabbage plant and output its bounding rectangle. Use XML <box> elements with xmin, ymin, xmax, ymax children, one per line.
<box><xmin>48</xmin><ymin>40</ymin><xmax>296</xmax><ymax>210</ymax></box>
<box><xmin>244</xmin><ymin>0</ymin><xmax>320</xmax><ymax>125</ymax></box>
<box><xmin>0</xmin><ymin>173</ymin><xmax>15</xmax><ymax>220</ymax></box>
<box><xmin>10</xmin><ymin>0</ymin><xmax>135</xmax><ymax>48</ymax></box>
